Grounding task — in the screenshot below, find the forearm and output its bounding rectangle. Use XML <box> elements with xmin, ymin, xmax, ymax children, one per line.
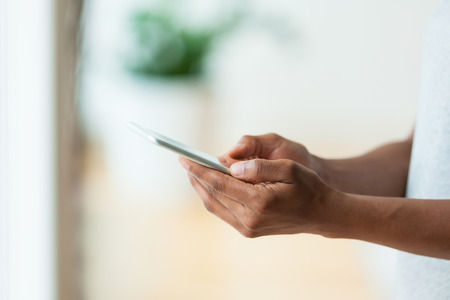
<box><xmin>319</xmin><ymin>191</ymin><xmax>450</xmax><ymax>260</ymax></box>
<box><xmin>316</xmin><ymin>136</ymin><xmax>413</xmax><ymax>197</ymax></box>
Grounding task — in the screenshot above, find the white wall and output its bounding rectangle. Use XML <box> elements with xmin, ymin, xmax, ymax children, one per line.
<box><xmin>210</xmin><ymin>0</ymin><xmax>439</xmax><ymax>156</ymax></box>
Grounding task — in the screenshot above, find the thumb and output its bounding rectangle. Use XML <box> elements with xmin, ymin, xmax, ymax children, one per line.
<box><xmin>230</xmin><ymin>159</ymin><xmax>298</xmax><ymax>183</ymax></box>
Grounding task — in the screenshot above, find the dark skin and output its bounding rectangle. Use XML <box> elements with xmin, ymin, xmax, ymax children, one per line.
<box><xmin>179</xmin><ymin>133</ymin><xmax>450</xmax><ymax>260</ymax></box>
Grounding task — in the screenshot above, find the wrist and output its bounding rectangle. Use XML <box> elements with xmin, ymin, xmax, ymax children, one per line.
<box><xmin>313</xmin><ymin>187</ymin><xmax>352</xmax><ymax>239</ymax></box>
<box><xmin>313</xmin><ymin>157</ymin><xmax>348</xmax><ymax>192</ymax></box>
<box><xmin>316</xmin><ymin>191</ymin><xmax>382</xmax><ymax>241</ymax></box>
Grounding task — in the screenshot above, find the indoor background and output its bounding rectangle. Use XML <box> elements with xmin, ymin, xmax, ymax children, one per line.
<box><xmin>0</xmin><ymin>0</ymin><xmax>440</xmax><ymax>299</ymax></box>
<box><xmin>78</xmin><ymin>0</ymin><xmax>440</xmax><ymax>299</ymax></box>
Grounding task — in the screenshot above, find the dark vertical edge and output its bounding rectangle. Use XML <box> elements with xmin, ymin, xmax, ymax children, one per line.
<box><xmin>54</xmin><ymin>0</ymin><xmax>84</xmax><ymax>299</ymax></box>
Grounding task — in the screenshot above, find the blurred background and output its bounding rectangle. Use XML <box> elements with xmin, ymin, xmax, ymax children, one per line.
<box><xmin>0</xmin><ymin>0</ymin><xmax>441</xmax><ymax>299</ymax></box>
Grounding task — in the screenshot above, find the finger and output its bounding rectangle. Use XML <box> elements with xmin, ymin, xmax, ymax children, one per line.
<box><xmin>188</xmin><ymin>174</ymin><xmax>257</xmax><ymax>237</ymax></box>
<box><xmin>218</xmin><ymin>154</ymin><xmax>241</xmax><ymax>168</ymax></box>
<box><xmin>227</xmin><ymin>134</ymin><xmax>282</xmax><ymax>160</ymax></box>
<box><xmin>192</xmin><ymin>173</ymin><xmax>248</xmax><ymax>216</ymax></box>
<box><xmin>230</xmin><ymin>159</ymin><xmax>299</xmax><ymax>184</ymax></box>
<box><xmin>180</xmin><ymin>156</ymin><xmax>258</xmax><ymax>204</ymax></box>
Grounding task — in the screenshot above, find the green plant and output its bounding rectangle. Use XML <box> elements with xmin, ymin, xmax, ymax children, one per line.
<box><xmin>127</xmin><ymin>9</ymin><xmax>236</xmax><ymax>78</ymax></box>
<box><xmin>126</xmin><ymin>4</ymin><xmax>297</xmax><ymax>79</ymax></box>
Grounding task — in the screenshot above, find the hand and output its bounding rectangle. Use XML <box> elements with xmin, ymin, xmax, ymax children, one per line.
<box><xmin>220</xmin><ymin>133</ymin><xmax>322</xmax><ymax>175</ymax></box>
<box><xmin>180</xmin><ymin>156</ymin><xmax>338</xmax><ymax>238</ymax></box>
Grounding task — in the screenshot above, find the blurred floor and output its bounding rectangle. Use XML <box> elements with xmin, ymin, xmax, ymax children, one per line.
<box><xmin>81</xmin><ymin>143</ymin><xmax>379</xmax><ymax>300</ymax></box>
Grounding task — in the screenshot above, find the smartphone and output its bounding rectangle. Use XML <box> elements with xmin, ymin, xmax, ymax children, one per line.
<box><xmin>128</xmin><ymin>122</ymin><xmax>229</xmax><ymax>174</ymax></box>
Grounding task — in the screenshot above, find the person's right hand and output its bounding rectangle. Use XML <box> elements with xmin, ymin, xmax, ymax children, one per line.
<box><xmin>220</xmin><ymin>133</ymin><xmax>322</xmax><ymax>175</ymax></box>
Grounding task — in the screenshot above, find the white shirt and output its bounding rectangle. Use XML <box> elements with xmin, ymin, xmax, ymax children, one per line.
<box><xmin>397</xmin><ymin>0</ymin><xmax>450</xmax><ymax>299</ymax></box>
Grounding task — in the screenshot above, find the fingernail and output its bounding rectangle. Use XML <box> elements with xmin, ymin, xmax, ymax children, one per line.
<box><xmin>230</xmin><ymin>162</ymin><xmax>245</xmax><ymax>177</ymax></box>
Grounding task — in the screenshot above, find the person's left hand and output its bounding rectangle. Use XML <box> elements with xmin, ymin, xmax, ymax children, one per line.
<box><xmin>179</xmin><ymin>156</ymin><xmax>339</xmax><ymax>238</ymax></box>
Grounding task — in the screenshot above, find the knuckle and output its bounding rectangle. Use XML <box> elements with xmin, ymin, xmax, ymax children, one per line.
<box><xmin>238</xmin><ymin>135</ymin><xmax>258</xmax><ymax>151</ymax></box>
<box><xmin>240</xmin><ymin>135</ymin><xmax>254</xmax><ymax>142</ymax></box>
<box><xmin>210</xmin><ymin>175</ymin><xmax>226</xmax><ymax>192</ymax></box>
<box><xmin>283</xmin><ymin>159</ymin><xmax>298</xmax><ymax>177</ymax></box>
<box><xmin>254</xmin><ymin>192</ymin><xmax>274</xmax><ymax>214</ymax></box>
<box><xmin>206</xmin><ymin>184</ymin><xmax>216</xmax><ymax>198</ymax></box>
<box><xmin>243</xmin><ymin>215</ymin><xmax>262</xmax><ymax>232</ymax></box>
<box><xmin>252</xmin><ymin>159</ymin><xmax>264</xmax><ymax>174</ymax></box>
<box><xmin>266</xmin><ymin>132</ymin><xmax>281</xmax><ymax>141</ymax></box>
<box><xmin>252</xmin><ymin>159</ymin><xmax>274</xmax><ymax>178</ymax></box>
<box><xmin>240</xmin><ymin>228</ymin><xmax>258</xmax><ymax>239</ymax></box>
<box><xmin>237</xmin><ymin>135</ymin><xmax>253</xmax><ymax>146</ymax></box>
<box><xmin>254</xmin><ymin>199</ymin><xmax>270</xmax><ymax>215</ymax></box>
